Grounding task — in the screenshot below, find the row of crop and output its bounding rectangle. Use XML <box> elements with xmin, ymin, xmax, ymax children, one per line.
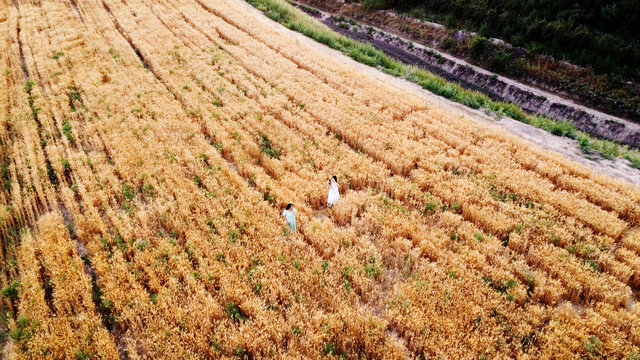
<box><xmin>1</xmin><ymin>3</ymin><xmax>128</xmax><ymax>357</ymax></box>
<box><xmin>0</xmin><ymin>1</ymin><xmax>76</xmax><ymax>337</ymax></box>
<box><xmin>1</xmin><ymin>5</ymin><xmax>27</xmax><ymax>316</ymax></box>
<box><xmin>15</xmin><ymin>215</ymin><xmax>119</xmax><ymax>359</ymax></box>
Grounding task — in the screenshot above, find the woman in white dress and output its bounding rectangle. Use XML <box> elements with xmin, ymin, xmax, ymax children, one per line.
<box><xmin>327</xmin><ymin>176</ymin><xmax>340</xmax><ymax>208</ymax></box>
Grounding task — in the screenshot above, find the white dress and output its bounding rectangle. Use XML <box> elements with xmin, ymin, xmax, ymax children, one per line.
<box><xmin>327</xmin><ymin>179</ymin><xmax>340</xmax><ymax>206</ymax></box>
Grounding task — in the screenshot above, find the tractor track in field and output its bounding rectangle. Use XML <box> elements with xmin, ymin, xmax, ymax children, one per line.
<box><xmin>31</xmin><ymin>3</ymin><xmax>133</xmax><ymax>356</ymax></box>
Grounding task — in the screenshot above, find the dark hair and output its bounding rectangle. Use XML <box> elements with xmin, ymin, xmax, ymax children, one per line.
<box><xmin>332</xmin><ymin>176</ymin><xmax>337</xmax><ymax>182</ymax></box>
<box><xmin>286</xmin><ymin>203</ymin><xmax>293</xmax><ymax>210</ymax></box>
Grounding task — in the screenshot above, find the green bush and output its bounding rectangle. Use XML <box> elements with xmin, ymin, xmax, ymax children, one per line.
<box><xmin>364</xmin><ymin>257</ymin><xmax>381</xmax><ymax>278</ymax></box>
<box><xmin>9</xmin><ymin>316</ymin><xmax>32</xmax><ymax>341</ymax></box>
<box><xmin>579</xmin><ymin>137</ymin><xmax>591</xmax><ymax>154</ymax></box>
<box><xmin>1</xmin><ymin>280</ymin><xmax>20</xmax><ymax>300</ymax></box>
<box><xmin>225</xmin><ymin>302</ymin><xmax>247</xmax><ymax>323</ymax></box>
<box><xmin>489</xmin><ymin>52</ymin><xmax>510</xmax><ymax>73</ymax></box>
<box><xmin>362</xmin><ymin>0</ymin><xmax>388</xmax><ymax>11</ymax></box>
<box><xmin>440</xmin><ymin>36</ymin><xmax>457</xmax><ymax>51</ymax></box>
<box><xmin>259</xmin><ymin>133</ymin><xmax>280</xmax><ymax>159</ymax></box>
<box><xmin>469</xmin><ymin>36</ymin><xmax>489</xmax><ymax>62</ymax></box>
<box><xmin>63</xmin><ymin>119</ymin><xmax>75</xmax><ymax>144</ymax></box>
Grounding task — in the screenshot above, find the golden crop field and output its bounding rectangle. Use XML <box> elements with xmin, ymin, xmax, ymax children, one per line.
<box><xmin>0</xmin><ymin>0</ymin><xmax>639</xmax><ymax>358</ymax></box>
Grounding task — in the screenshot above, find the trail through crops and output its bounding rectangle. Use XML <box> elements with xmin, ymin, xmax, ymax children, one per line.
<box><xmin>0</xmin><ymin>0</ymin><xmax>639</xmax><ymax>359</ymax></box>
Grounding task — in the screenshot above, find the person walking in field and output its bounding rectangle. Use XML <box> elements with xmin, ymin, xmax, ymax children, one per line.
<box><xmin>327</xmin><ymin>176</ymin><xmax>340</xmax><ymax>208</ymax></box>
<box><xmin>282</xmin><ymin>203</ymin><xmax>297</xmax><ymax>232</ymax></box>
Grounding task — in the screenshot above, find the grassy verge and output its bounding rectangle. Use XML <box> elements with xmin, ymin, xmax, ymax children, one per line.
<box><xmin>247</xmin><ymin>0</ymin><xmax>640</xmax><ymax>170</ymax></box>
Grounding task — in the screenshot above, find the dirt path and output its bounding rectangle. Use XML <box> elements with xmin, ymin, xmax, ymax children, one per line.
<box><xmin>237</xmin><ymin>0</ymin><xmax>640</xmax><ymax>189</ymax></box>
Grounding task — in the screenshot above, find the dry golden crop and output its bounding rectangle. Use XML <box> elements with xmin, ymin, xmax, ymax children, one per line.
<box><xmin>0</xmin><ymin>0</ymin><xmax>638</xmax><ymax>358</ymax></box>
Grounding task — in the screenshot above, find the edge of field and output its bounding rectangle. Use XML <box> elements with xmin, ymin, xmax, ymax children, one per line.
<box><xmin>237</xmin><ymin>0</ymin><xmax>640</xmax><ymax>189</ymax></box>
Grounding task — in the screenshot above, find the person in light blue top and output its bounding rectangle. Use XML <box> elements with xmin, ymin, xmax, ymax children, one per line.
<box><xmin>282</xmin><ymin>203</ymin><xmax>297</xmax><ymax>232</ymax></box>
